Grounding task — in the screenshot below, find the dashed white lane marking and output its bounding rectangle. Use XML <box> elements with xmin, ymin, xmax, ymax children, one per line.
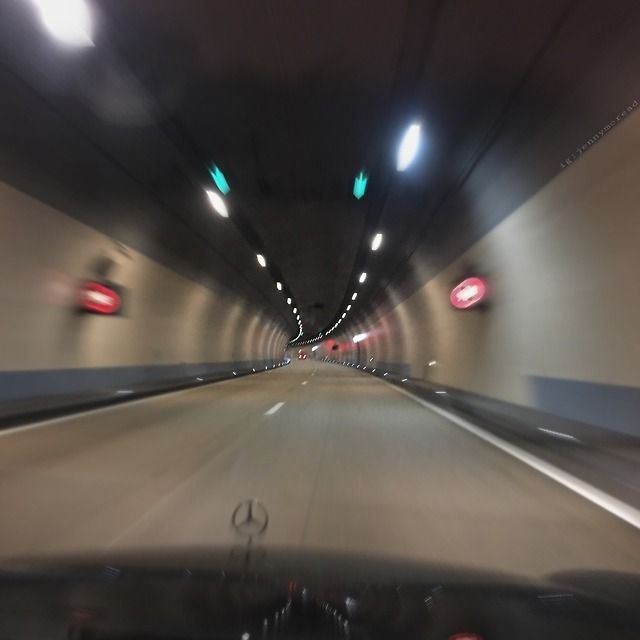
<box><xmin>539</xmin><ymin>427</ymin><xmax>580</xmax><ymax>442</ymax></box>
<box><xmin>388</xmin><ymin>383</ymin><xmax>640</xmax><ymax>530</ymax></box>
<box><xmin>301</xmin><ymin>381</ymin><xmax>308</xmax><ymax>386</ymax></box>
<box><xmin>264</xmin><ymin>402</ymin><xmax>285</xmax><ymax>416</ymax></box>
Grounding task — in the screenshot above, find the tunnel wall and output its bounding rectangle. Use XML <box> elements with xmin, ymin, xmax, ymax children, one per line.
<box><xmin>322</xmin><ymin>110</ymin><xmax>640</xmax><ymax>437</ymax></box>
<box><xmin>0</xmin><ymin>181</ymin><xmax>289</xmax><ymax>413</ymax></box>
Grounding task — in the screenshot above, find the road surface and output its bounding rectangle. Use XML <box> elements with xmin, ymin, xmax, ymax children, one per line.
<box><xmin>0</xmin><ymin>360</ymin><xmax>638</xmax><ymax>578</ymax></box>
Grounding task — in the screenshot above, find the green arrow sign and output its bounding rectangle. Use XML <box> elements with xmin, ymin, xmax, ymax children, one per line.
<box><xmin>353</xmin><ymin>171</ymin><xmax>368</xmax><ymax>200</ymax></box>
<box><xmin>208</xmin><ymin>164</ymin><xmax>230</xmax><ymax>195</ymax></box>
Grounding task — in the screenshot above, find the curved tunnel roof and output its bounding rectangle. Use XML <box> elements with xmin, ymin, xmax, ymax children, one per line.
<box><xmin>0</xmin><ymin>0</ymin><xmax>637</xmax><ymax>342</ymax></box>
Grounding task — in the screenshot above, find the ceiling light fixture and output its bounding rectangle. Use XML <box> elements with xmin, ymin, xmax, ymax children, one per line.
<box><xmin>205</xmin><ymin>189</ymin><xmax>229</xmax><ymax>217</ymax></box>
<box><xmin>33</xmin><ymin>0</ymin><xmax>94</xmax><ymax>47</ymax></box>
<box><xmin>276</xmin><ymin>282</ymin><xmax>283</xmax><ymax>291</ymax></box>
<box><xmin>351</xmin><ymin>292</ymin><xmax>358</xmax><ymax>301</ymax></box>
<box><xmin>256</xmin><ymin>254</ymin><xmax>267</xmax><ymax>268</ymax></box>
<box><xmin>397</xmin><ymin>122</ymin><xmax>421</xmax><ymax>171</ymax></box>
<box><xmin>353</xmin><ymin>333</ymin><xmax>368</xmax><ymax>343</ymax></box>
<box><xmin>358</xmin><ymin>272</ymin><xmax>367</xmax><ymax>283</ymax></box>
<box><xmin>371</xmin><ymin>233</ymin><xmax>383</xmax><ymax>251</ymax></box>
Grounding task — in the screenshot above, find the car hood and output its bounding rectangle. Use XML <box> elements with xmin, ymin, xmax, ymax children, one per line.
<box><xmin>0</xmin><ymin>546</ymin><xmax>639</xmax><ymax>639</ymax></box>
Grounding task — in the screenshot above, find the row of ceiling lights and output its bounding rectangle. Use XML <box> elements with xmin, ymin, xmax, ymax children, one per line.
<box><xmin>294</xmin><ymin>123</ymin><xmax>421</xmax><ymax>346</ymax></box>
<box><xmin>294</xmin><ymin>122</ymin><xmax>421</xmax><ymax>347</ymax></box>
<box><xmin>36</xmin><ymin>1</ymin><xmax>422</xmax><ymax>347</ymax></box>
<box><xmin>30</xmin><ymin>0</ymin><xmax>303</xmax><ymax>339</ymax></box>
<box><xmin>209</xmin><ymin>183</ymin><xmax>304</xmax><ymax>341</ymax></box>
<box><xmin>181</xmin><ymin>142</ymin><xmax>304</xmax><ymax>337</ymax></box>
<box><xmin>292</xmin><ymin>232</ymin><xmax>381</xmax><ymax>346</ymax></box>
<box><xmin>176</xmin><ymin>178</ymin><xmax>306</xmax><ymax>340</ymax></box>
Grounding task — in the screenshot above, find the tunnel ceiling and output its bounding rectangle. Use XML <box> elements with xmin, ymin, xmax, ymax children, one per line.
<box><xmin>0</xmin><ymin>0</ymin><xmax>638</xmax><ymax>342</ymax></box>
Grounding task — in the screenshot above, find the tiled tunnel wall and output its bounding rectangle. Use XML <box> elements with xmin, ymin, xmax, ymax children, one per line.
<box><xmin>320</xmin><ymin>110</ymin><xmax>640</xmax><ymax>437</ymax></box>
<box><xmin>0</xmin><ymin>181</ymin><xmax>289</xmax><ymax>409</ymax></box>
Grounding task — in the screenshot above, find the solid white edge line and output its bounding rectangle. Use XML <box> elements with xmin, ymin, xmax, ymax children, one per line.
<box><xmin>0</xmin><ymin>372</ymin><xmax>247</xmax><ymax>438</ymax></box>
<box><xmin>264</xmin><ymin>402</ymin><xmax>285</xmax><ymax>416</ymax></box>
<box><xmin>388</xmin><ymin>383</ymin><xmax>640</xmax><ymax>530</ymax></box>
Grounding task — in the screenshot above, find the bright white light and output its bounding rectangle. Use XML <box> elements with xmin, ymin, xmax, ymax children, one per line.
<box><xmin>346</xmin><ymin>304</ymin><xmax>351</xmax><ymax>311</ymax></box>
<box><xmin>287</xmin><ymin>297</ymin><xmax>292</xmax><ymax>305</ymax></box>
<box><xmin>312</xmin><ymin>345</ymin><xmax>319</xmax><ymax>351</ymax></box>
<box><xmin>351</xmin><ymin>292</ymin><xmax>358</xmax><ymax>301</ymax></box>
<box><xmin>371</xmin><ymin>233</ymin><xmax>383</xmax><ymax>251</ymax></box>
<box><xmin>293</xmin><ymin>308</ymin><xmax>297</xmax><ymax>314</ymax></box>
<box><xmin>296</xmin><ymin>315</ymin><xmax>300</xmax><ymax>320</ymax></box>
<box><xmin>341</xmin><ymin>313</ymin><xmax>346</xmax><ymax>319</ymax></box>
<box><xmin>352</xmin><ymin>333</ymin><xmax>368</xmax><ymax>343</ymax></box>
<box><xmin>205</xmin><ymin>190</ymin><xmax>228</xmax><ymax>217</ymax></box>
<box><xmin>359</xmin><ymin>272</ymin><xmax>367</xmax><ymax>283</ymax></box>
<box><xmin>276</xmin><ymin>282</ymin><xmax>283</xmax><ymax>291</ymax></box>
<box><xmin>456</xmin><ymin>284</ymin><xmax>480</xmax><ymax>302</ymax></box>
<box><xmin>428</xmin><ymin>360</ymin><xmax>437</xmax><ymax>367</ymax></box>
<box><xmin>256</xmin><ymin>254</ymin><xmax>267</xmax><ymax>268</ymax></box>
<box><xmin>34</xmin><ymin>0</ymin><xmax>94</xmax><ymax>47</ymax></box>
<box><xmin>397</xmin><ymin>123</ymin><xmax>421</xmax><ymax>171</ymax></box>
<box><xmin>84</xmin><ymin>290</ymin><xmax>112</xmax><ymax>306</ymax></box>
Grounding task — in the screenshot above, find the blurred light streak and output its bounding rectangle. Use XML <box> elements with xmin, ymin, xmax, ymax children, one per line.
<box><xmin>33</xmin><ymin>0</ymin><xmax>94</xmax><ymax>47</ymax></box>
<box><xmin>205</xmin><ymin>189</ymin><xmax>229</xmax><ymax>217</ymax></box>
<box><xmin>397</xmin><ymin>123</ymin><xmax>421</xmax><ymax>171</ymax></box>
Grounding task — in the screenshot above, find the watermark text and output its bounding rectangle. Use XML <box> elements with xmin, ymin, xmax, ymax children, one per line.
<box><xmin>561</xmin><ymin>99</ymin><xmax>638</xmax><ymax>169</ymax></box>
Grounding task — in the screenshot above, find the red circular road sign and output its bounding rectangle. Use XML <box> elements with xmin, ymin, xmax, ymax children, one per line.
<box><xmin>80</xmin><ymin>281</ymin><xmax>121</xmax><ymax>315</ymax></box>
<box><xmin>450</xmin><ymin>277</ymin><xmax>487</xmax><ymax>310</ymax></box>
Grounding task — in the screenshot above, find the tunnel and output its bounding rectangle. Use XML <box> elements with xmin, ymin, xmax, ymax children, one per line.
<box><xmin>0</xmin><ymin>0</ymin><xmax>639</xmax><ymax>620</ymax></box>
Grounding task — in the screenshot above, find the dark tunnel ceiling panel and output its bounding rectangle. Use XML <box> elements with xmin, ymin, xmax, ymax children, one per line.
<box><xmin>1</xmin><ymin>0</ymin><xmax>639</xmax><ymax>340</ymax></box>
<box><xmin>242</xmin><ymin>201</ymin><xmax>367</xmax><ymax>331</ymax></box>
<box><xmin>94</xmin><ymin>0</ymin><xmax>581</xmax><ymax>335</ymax></box>
<box><xmin>99</xmin><ymin>0</ymin><xmax>411</xmax><ymax>336</ymax></box>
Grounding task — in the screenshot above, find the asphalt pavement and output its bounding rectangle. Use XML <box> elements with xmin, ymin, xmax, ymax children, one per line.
<box><xmin>0</xmin><ymin>359</ymin><xmax>638</xmax><ymax>578</ymax></box>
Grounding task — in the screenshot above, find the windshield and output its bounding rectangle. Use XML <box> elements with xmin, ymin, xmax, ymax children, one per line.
<box><xmin>0</xmin><ymin>0</ymin><xmax>639</xmax><ymax>610</ymax></box>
